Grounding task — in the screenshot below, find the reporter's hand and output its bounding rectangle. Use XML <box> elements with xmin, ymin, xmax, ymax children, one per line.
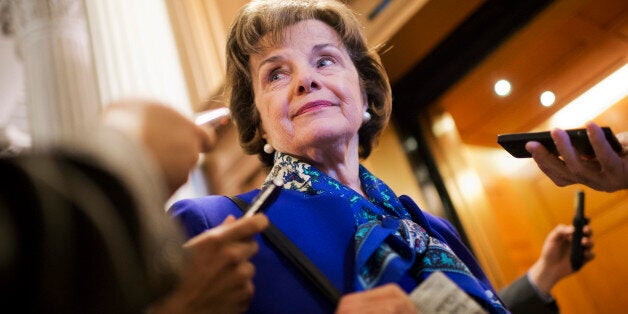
<box><xmin>102</xmin><ymin>100</ymin><xmax>215</xmax><ymax>195</ymax></box>
<box><xmin>526</xmin><ymin>122</ymin><xmax>628</xmax><ymax>192</ymax></box>
<box><xmin>336</xmin><ymin>284</ymin><xmax>418</xmax><ymax>314</ymax></box>
<box><xmin>152</xmin><ymin>214</ymin><xmax>269</xmax><ymax>314</ymax></box>
<box><xmin>528</xmin><ymin>224</ymin><xmax>594</xmax><ymax>294</ymax></box>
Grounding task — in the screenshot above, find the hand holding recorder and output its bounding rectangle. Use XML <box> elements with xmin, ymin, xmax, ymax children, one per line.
<box><xmin>527</xmin><ymin>221</ymin><xmax>594</xmax><ymax>295</ymax></box>
<box><xmin>152</xmin><ymin>214</ymin><xmax>269</xmax><ymax>314</ymax></box>
<box><xmin>527</xmin><ymin>191</ymin><xmax>593</xmax><ymax>297</ymax></box>
<box><xmin>102</xmin><ymin>100</ymin><xmax>217</xmax><ymax>195</ymax></box>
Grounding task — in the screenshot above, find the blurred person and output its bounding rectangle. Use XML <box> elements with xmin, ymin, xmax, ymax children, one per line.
<box><xmin>0</xmin><ymin>100</ymin><xmax>268</xmax><ymax>313</ymax></box>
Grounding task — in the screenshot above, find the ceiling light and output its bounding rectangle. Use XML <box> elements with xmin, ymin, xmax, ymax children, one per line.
<box><xmin>455</xmin><ymin>169</ymin><xmax>483</xmax><ymax>200</ymax></box>
<box><xmin>403</xmin><ymin>137</ymin><xmax>418</xmax><ymax>152</ymax></box>
<box><xmin>494</xmin><ymin>79</ymin><xmax>512</xmax><ymax>97</ymax></box>
<box><xmin>431</xmin><ymin>113</ymin><xmax>456</xmax><ymax>136</ymax></box>
<box><xmin>540</xmin><ymin>91</ymin><xmax>555</xmax><ymax>107</ymax></box>
<box><xmin>550</xmin><ymin>63</ymin><xmax>628</xmax><ymax>129</ymax></box>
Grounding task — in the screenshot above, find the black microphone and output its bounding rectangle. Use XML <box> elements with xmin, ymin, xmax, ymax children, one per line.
<box><xmin>570</xmin><ymin>190</ymin><xmax>588</xmax><ymax>271</ymax></box>
<box><xmin>243</xmin><ymin>177</ymin><xmax>283</xmax><ymax>217</ymax></box>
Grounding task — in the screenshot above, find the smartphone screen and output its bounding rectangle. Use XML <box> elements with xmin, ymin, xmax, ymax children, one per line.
<box><xmin>497</xmin><ymin>127</ymin><xmax>622</xmax><ymax>158</ymax></box>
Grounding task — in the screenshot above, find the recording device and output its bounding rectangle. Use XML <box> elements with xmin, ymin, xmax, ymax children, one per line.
<box><xmin>243</xmin><ymin>177</ymin><xmax>284</xmax><ymax>217</ymax></box>
<box><xmin>497</xmin><ymin>127</ymin><xmax>622</xmax><ymax>158</ymax></box>
<box><xmin>570</xmin><ymin>190</ymin><xmax>588</xmax><ymax>271</ymax></box>
<box><xmin>194</xmin><ymin>107</ymin><xmax>231</xmax><ymax>128</ymax></box>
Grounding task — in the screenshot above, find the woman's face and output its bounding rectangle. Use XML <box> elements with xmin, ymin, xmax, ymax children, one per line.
<box><xmin>249</xmin><ymin>19</ymin><xmax>367</xmax><ymax>162</ymax></box>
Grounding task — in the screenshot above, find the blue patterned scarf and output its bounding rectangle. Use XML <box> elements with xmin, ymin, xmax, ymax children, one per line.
<box><xmin>263</xmin><ymin>152</ymin><xmax>508</xmax><ymax>313</ymax></box>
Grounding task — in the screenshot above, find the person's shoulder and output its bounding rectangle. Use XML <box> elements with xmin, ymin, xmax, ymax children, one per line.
<box><xmin>424</xmin><ymin>213</ymin><xmax>462</xmax><ymax>240</ymax></box>
<box><xmin>169</xmin><ymin>189</ymin><xmax>261</xmax><ymax>213</ymax></box>
<box><xmin>168</xmin><ymin>191</ymin><xmax>259</xmax><ymax>238</ymax></box>
<box><xmin>398</xmin><ymin>195</ymin><xmax>460</xmax><ymax>237</ymax></box>
<box><xmin>169</xmin><ymin>195</ymin><xmax>231</xmax><ymax>211</ymax></box>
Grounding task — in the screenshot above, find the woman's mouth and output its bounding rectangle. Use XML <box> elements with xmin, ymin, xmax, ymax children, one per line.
<box><xmin>294</xmin><ymin>100</ymin><xmax>335</xmax><ymax>116</ymax></box>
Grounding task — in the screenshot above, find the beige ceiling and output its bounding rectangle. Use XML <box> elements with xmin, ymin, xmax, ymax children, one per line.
<box><xmin>380</xmin><ymin>0</ymin><xmax>628</xmax><ymax>147</ymax></box>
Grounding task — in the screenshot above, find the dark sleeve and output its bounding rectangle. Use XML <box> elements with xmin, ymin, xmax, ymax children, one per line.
<box><xmin>499</xmin><ymin>275</ymin><xmax>559</xmax><ymax>314</ymax></box>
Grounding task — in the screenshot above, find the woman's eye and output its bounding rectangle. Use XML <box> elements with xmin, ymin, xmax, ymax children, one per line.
<box><xmin>317</xmin><ymin>57</ymin><xmax>334</xmax><ymax>68</ymax></box>
<box><xmin>268</xmin><ymin>70</ymin><xmax>284</xmax><ymax>82</ymax></box>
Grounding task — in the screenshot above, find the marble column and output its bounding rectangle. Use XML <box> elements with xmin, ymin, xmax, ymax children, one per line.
<box><xmin>84</xmin><ymin>0</ymin><xmax>192</xmax><ymax>115</ymax></box>
<box><xmin>83</xmin><ymin>0</ymin><xmax>201</xmax><ymax>202</ymax></box>
<box><xmin>9</xmin><ymin>0</ymin><xmax>100</xmax><ymax>147</ymax></box>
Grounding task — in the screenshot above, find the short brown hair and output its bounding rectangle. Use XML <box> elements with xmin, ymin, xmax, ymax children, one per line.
<box><xmin>226</xmin><ymin>0</ymin><xmax>392</xmax><ymax>167</ymax></box>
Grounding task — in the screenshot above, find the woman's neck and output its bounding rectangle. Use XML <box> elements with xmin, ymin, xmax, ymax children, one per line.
<box><xmin>319</xmin><ymin>160</ymin><xmax>363</xmax><ymax>195</ymax></box>
<box><xmin>301</xmin><ymin>138</ymin><xmax>365</xmax><ymax>197</ymax></box>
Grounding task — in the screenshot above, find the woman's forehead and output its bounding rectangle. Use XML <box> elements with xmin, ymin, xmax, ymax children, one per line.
<box><xmin>254</xmin><ymin>19</ymin><xmax>343</xmax><ymax>55</ymax></box>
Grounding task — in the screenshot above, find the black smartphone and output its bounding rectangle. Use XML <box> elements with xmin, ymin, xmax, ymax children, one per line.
<box><xmin>497</xmin><ymin>126</ymin><xmax>622</xmax><ymax>158</ymax></box>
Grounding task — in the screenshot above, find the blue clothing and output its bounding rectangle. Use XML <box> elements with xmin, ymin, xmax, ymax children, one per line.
<box><xmin>169</xmin><ymin>153</ymin><xmax>507</xmax><ymax>313</ymax></box>
<box><xmin>172</xmin><ymin>190</ymin><xmax>351</xmax><ymax>313</ymax></box>
<box><xmin>170</xmin><ymin>191</ymin><xmax>505</xmax><ymax>313</ymax></box>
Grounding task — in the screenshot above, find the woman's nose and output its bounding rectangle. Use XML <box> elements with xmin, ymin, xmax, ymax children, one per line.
<box><xmin>295</xmin><ymin>70</ymin><xmax>320</xmax><ymax>94</ymax></box>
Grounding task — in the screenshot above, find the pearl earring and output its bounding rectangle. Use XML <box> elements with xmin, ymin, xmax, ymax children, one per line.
<box><xmin>362</xmin><ymin>111</ymin><xmax>371</xmax><ymax>123</ymax></box>
<box><xmin>263</xmin><ymin>143</ymin><xmax>275</xmax><ymax>154</ymax></box>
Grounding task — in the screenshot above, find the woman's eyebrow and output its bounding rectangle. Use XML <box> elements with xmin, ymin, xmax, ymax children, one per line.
<box><xmin>258</xmin><ymin>55</ymin><xmax>284</xmax><ymax>72</ymax></box>
<box><xmin>312</xmin><ymin>43</ymin><xmax>338</xmax><ymax>53</ymax></box>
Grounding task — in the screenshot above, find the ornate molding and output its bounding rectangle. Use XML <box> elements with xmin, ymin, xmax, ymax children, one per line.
<box><xmin>14</xmin><ymin>0</ymin><xmax>82</xmax><ymax>23</ymax></box>
<box><xmin>0</xmin><ymin>0</ymin><xmax>13</xmax><ymax>36</ymax></box>
<box><xmin>9</xmin><ymin>0</ymin><xmax>84</xmax><ymax>37</ymax></box>
<box><xmin>8</xmin><ymin>0</ymin><xmax>99</xmax><ymax>146</ymax></box>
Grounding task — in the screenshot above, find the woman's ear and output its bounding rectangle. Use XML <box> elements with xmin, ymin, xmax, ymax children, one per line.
<box><xmin>362</xmin><ymin>91</ymin><xmax>369</xmax><ymax>113</ymax></box>
<box><xmin>259</xmin><ymin>124</ymin><xmax>267</xmax><ymax>141</ymax></box>
<box><xmin>258</xmin><ymin>124</ymin><xmax>271</xmax><ymax>147</ymax></box>
<box><xmin>255</xmin><ymin>111</ymin><xmax>266</xmax><ymax>138</ymax></box>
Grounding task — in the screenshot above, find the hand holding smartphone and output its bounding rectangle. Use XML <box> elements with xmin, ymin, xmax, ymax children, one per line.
<box><xmin>497</xmin><ymin>126</ymin><xmax>622</xmax><ymax>158</ymax></box>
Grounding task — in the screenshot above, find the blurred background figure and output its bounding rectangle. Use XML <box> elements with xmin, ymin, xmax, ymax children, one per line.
<box><xmin>0</xmin><ymin>100</ymin><xmax>268</xmax><ymax>313</ymax></box>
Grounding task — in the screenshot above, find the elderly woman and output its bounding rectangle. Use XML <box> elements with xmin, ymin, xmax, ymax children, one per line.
<box><xmin>170</xmin><ymin>0</ymin><xmax>509</xmax><ymax>313</ymax></box>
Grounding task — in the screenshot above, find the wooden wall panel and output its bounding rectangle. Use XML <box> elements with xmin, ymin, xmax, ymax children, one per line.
<box><xmin>425</xmin><ymin>97</ymin><xmax>628</xmax><ymax>312</ymax></box>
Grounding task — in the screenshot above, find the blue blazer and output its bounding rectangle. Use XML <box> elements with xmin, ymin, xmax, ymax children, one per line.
<box><xmin>169</xmin><ymin>189</ymin><xmax>498</xmax><ymax>313</ymax></box>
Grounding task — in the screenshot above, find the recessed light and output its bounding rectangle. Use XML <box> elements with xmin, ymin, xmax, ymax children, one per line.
<box><xmin>494</xmin><ymin>79</ymin><xmax>511</xmax><ymax>97</ymax></box>
<box><xmin>540</xmin><ymin>91</ymin><xmax>555</xmax><ymax>107</ymax></box>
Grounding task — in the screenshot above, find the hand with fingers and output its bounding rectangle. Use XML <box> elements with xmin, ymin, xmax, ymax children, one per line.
<box><xmin>336</xmin><ymin>284</ymin><xmax>418</xmax><ymax>314</ymax></box>
<box><xmin>526</xmin><ymin>122</ymin><xmax>628</xmax><ymax>192</ymax></box>
<box><xmin>151</xmin><ymin>214</ymin><xmax>269</xmax><ymax>314</ymax></box>
<box><xmin>102</xmin><ymin>100</ymin><xmax>216</xmax><ymax>196</ymax></box>
<box><xmin>527</xmin><ymin>224</ymin><xmax>595</xmax><ymax>294</ymax></box>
